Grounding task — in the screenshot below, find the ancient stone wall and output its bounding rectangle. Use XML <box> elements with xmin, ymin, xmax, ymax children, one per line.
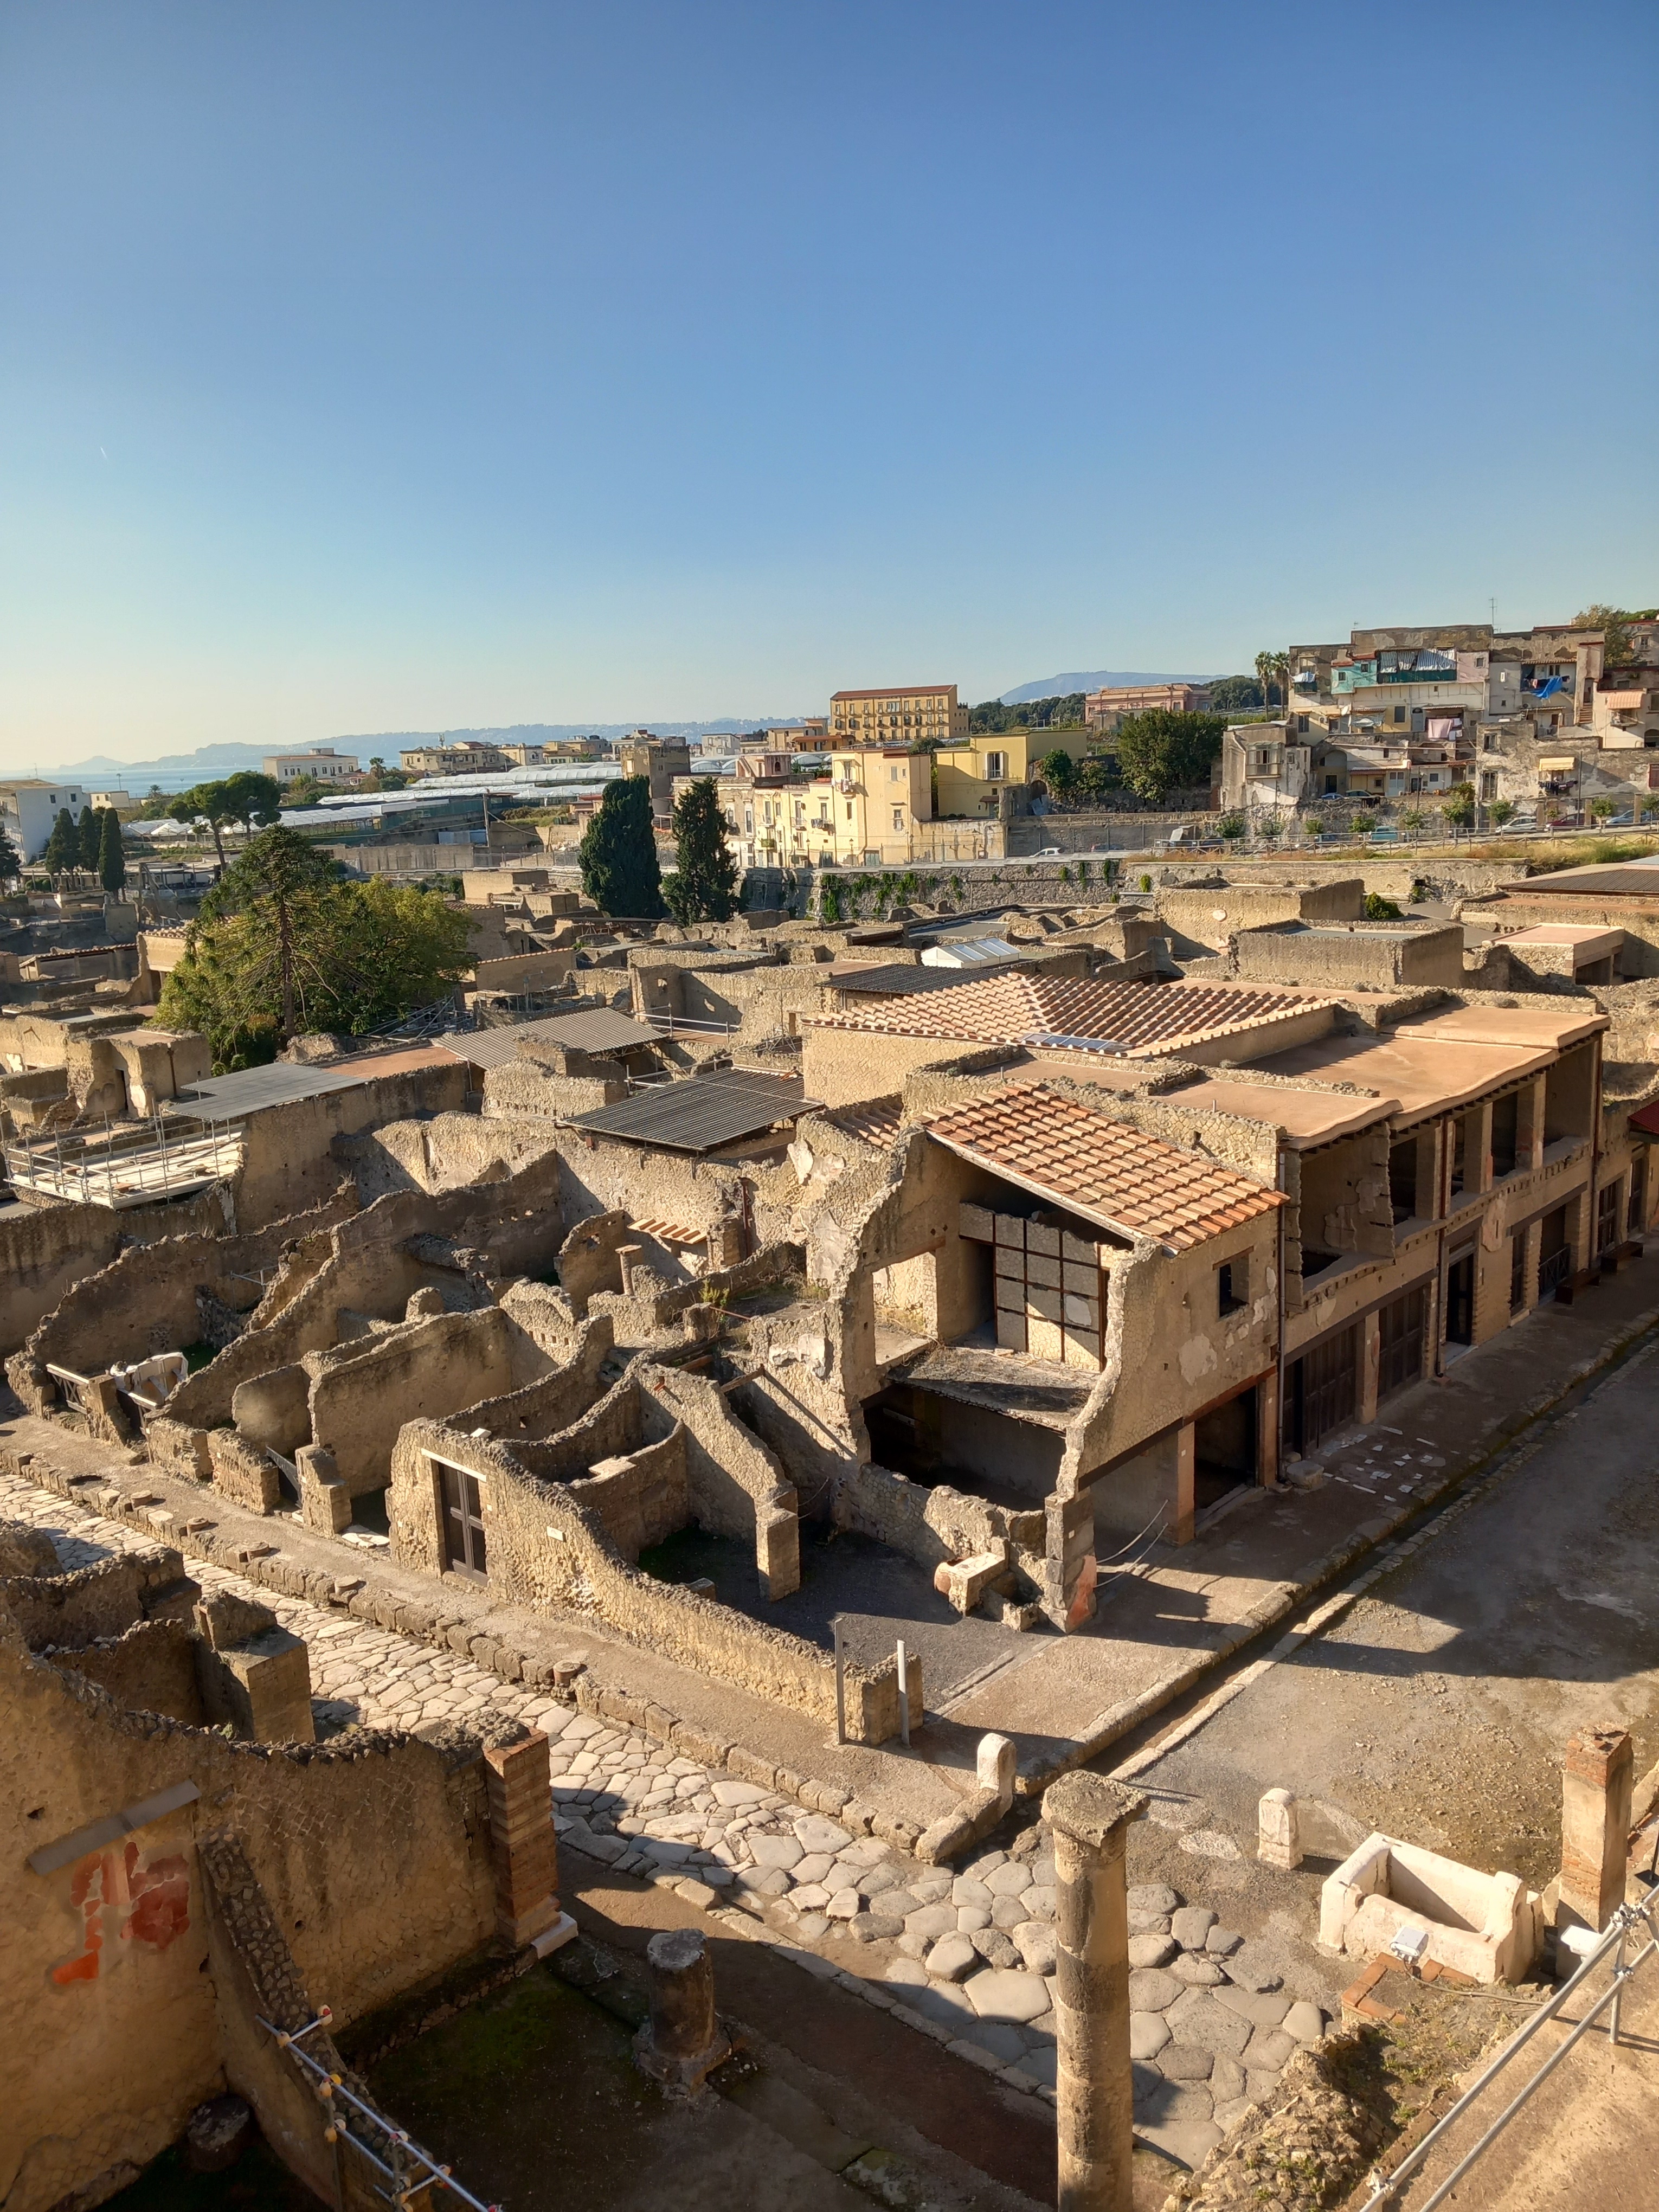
<box><xmin>0</xmin><ymin>1622</ymin><xmax>497</xmax><ymax>2212</ymax></box>
<box><xmin>234</xmin><ymin>1059</ymin><xmax>472</xmax><ymax>1226</ymax></box>
<box><xmin>7</xmin><ymin>1188</ymin><xmax>358</xmax><ymax>1411</ymax></box>
<box><xmin>0</xmin><ymin>1185</ymin><xmax>233</xmax><ymax>1359</ymax></box>
<box><xmin>387</xmin><ymin>1418</ymin><xmax>907</xmax><ymax>1740</ymax></box>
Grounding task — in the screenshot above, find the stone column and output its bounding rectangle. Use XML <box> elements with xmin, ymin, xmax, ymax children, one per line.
<box><xmin>634</xmin><ymin>1927</ymin><xmax>731</xmax><ymax>2091</ymax></box>
<box><xmin>1255</xmin><ymin>1368</ymin><xmax>1281</xmax><ymax>1488</ymax></box>
<box><xmin>1359</xmin><ymin>1311</ymin><xmax>1381</xmax><ymax>1425</ymax></box>
<box><xmin>1559</xmin><ymin>1725</ymin><xmax>1634</xmax><ymax>1935</ymax></box>
<box><xmin>1172</xmin><ymin>1423</ymin><xmax>1196</xmax><ymax>1547</ymax></box>
<box><xmin>1518</xmin><ymin>1076</ymin><xmax>1547</xmax><ymax>1172</ymax></box>
<box><xmin>483</xmin><ymin>1729</ymin><xmax>563</xmax><ymax>1949</ymax></box>
<box><xmin>1044</xmin><ymin>1771</ymin><xmax>1148</xmax><ymax>2212</ymax></box>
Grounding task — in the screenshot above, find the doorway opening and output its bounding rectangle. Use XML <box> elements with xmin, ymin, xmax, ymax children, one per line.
<box><xmin>1194</xmin><ymin>1385</ymin><xmax>1256</xmax><ymax>1512</ymax></box>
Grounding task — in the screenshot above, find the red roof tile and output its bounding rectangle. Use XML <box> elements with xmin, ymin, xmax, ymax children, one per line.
<box><xmin>802</xmin><ymin>974</ymin><xmax>1333</xmax><ymax>1057</ymax></box>
<box><xmin>929</xmin><ymin>1085</ymin><xmax>1284</xmax><ymax>1252</ymax></box>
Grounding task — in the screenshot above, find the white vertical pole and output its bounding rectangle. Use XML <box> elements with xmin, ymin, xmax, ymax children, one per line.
<box><xmin>833</xmin><ymin>1616</ymin><xmax>846</xmax><ymax>1745</ymax></box>
<box><xmin>896</xmin><ymin>1639</ymin><xmax>910</xmax><ymax>1747</ymax></box>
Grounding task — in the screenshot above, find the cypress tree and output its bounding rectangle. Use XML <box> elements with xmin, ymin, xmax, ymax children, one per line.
<box><xmin>43</xmin><ymin>808</ymin><xmax>79</xmax><ymax>875</ymax></box>
<box><xmin>664</xmin><ymin>777</ymin><xmax>739</xmax><ymax>923</ymax></box>
<box><xmin>578</xmin><ymin>777</ymin><xmax>665</xmax><ymax>918</ymax></box>
<box><xmin>78</xmin><ymin>805</ymin><xmax>101</xmax><ymax>867</ymax></box>
<box><xmin>98</xmin><ymin>808</ymin><xmax>127</xmax><ymax>895</ymax></box>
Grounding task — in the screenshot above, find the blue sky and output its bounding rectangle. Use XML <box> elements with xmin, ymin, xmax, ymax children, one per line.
<box><xmin>2</xmin><ymin>0</ymin><xmax>1652</xmax><ymax>770</ymax></box>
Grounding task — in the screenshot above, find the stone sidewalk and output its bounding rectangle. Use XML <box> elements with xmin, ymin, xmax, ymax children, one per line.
<box><xmin>950</xmin><ymin>1253</ymin><xmax>1659</xmax><ymax>1783</ymax></box>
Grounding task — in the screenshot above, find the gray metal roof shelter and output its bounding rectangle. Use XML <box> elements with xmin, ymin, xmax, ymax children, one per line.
<box><xmin>564</xmin><ymin>1068</ymin><xmax>819</xmax><ymax>1153</ymax></box>
<box><xmin>434</xmin><ymin>1008</ymin><xmax>661</xmax><ymax>1071</ymax></box>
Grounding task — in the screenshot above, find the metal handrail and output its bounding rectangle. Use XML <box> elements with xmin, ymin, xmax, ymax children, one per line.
<box><xmin>258</xmin><ymin>2009</ymin><xmax>500</xmax><ymax>2210</ymax></box>
<box><xmin>1365</xmin><ymin>1883</ymin><xmax>1659</xmax><ymax>2209</ymax></box>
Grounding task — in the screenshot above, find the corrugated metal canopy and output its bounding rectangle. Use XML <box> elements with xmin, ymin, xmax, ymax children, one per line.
<box><xmin>566</xmin><ymin>1068</ymin><xmax>819</xmax><ymax>1152</ymax></box>
<box><xmin>434</xmin><ymin>1008</ymin><xmax>660</xmax><ymax>1070</ymax></box>
<box><xmin>175</xmin><ymin>1061</ymin><xmax>366</xmax><ymax>1114</ymax></box>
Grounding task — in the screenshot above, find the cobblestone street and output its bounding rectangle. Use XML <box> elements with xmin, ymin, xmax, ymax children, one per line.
<box><xmin>3</xmin><ymin>1461</ymin><xmax>1331</xmax><ymax>2169</ymax></box>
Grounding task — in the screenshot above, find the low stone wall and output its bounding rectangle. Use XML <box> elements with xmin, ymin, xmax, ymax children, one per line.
<box><xmin>2</xmin><ymin>1546</ymin><xmax>190</xmax><ymax>1648</ymax></box>
<box><xmin>567</xmin><ymin>1426</ymin><xmax>689</xmax><ymax>1559</ymax></box>
<box><xmin>513</xmin><ymin>1366</ymin><xmax>642</xmax><ymax>1482</ymax></box>
<box><xmin>388</xmin><ymin>1418</ymin><xmax>910</xmax><ymax>1742</ymax></box>
<box><xmin>46</xmin><ymin>1617</ymin><xmax>205</xmax><ymax>1724</ymax></box>
<box><xmin>832</xmin><ymin>1460</ymin><xmax>1042</xmax><ymax>1574</ymax></box>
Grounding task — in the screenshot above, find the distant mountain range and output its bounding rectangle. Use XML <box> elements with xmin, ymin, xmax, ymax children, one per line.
<box><xmin>34</xmin><ymin>682</ymin><xmax>1230</xmax><ymax>790</ymax></box>
<box><xmin>998</xmin><ymin>671</ymin><xmax>1217</xmax><ymax>703</ymax></box>
<box><xmin>33</xmin><ymin>722</ymin><xmax>802</xmax><ymax>795</ymax></box>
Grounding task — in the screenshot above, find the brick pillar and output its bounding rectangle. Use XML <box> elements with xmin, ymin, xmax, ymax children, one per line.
<box><xmin>1172</xmin><ymin>1422</ymin><xmax>1196</xmax><ymax>1546</ymax></box>
<box><xmin>1517</xmin><ymin>1077</ymin><xmax>1546</xmax><ymax>1173</ymax></box>
<box><xmin>1045</xmin><ymin>1772</ymin><xmax>1147</xmax><ymax>2212</ymax></box>
<box><xmin>1559</xmin><ymin>1725</ymin><xmax>1634</xmax><ymax>1936</ymax></box>
<box><xmin>483</xmin><ymin>1730</ymin><xmax>562</xmax><ymax>1949</ymax></box>
<box><xmin>1046</xmin><ymin>1493</ymin><xmax>1097</xmax><ymax>1630</ymax></box>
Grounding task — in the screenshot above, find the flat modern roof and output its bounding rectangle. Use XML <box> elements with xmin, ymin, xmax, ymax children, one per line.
<box><xmin>1165</xmin><ymin>1074</ymin><xmax>1395</xmax><ymax>1148</ymax></box>
<box><xmin>1512</xmin><ymin>860</ymin><xmax>1659</xmax><ymax>897</ymax></box>
<box><xmin>434</xmin><ymin>1008</ymin><xmax>660</xmax><ymax>1070</ymax></box>
<box><xmin>564</xmin><ymin>1067</ymin><xmax>820</xmax><ymax>1153</ymax></box>
<box><xmin>1256</xmin><ymin>1029</ymin><xmax>1554</xmax><ymax>1123</ymax></box>
<box><xmin>176</xmin><ymin>1045</ymin><xmax>451</xmax><ymax>1116</ymax></box>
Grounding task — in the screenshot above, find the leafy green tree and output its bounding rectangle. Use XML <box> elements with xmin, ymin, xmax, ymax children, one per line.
<box><xmin>1442</xmin><ymin>786</ymin><xmax>1476</xmax><ymax>833</ymax></box>
<box><xmin>1487</xmin><ymin>800</ymin><xmax>1515</xmax><ymax>828</ymax></box>
<box><xmin>0</xmin><ymin>823</ymin><xmax>21</xmax><ymax>884</ymax></box>
<box><xmin>1573</xmin><ymin>605</ymin><xmax>1638</xmax><ymax>667</ymax></box>
<box><xmin>43</xmin><ymin>808</ymin><xmax>80</xmax><ymax>874</ymax></box>
<box><xmin>162</xmin><ymin>831</ymin><xmax>472</xmax><ymax>1062</ymax></box>
<box><xmin>1075</xmin><ymin>753</ymin><xmax>1121</xmax><ymax>805</ymax></box>
<box><xmin>1256</xmin><ymin>812</ymin><xmax>1282</xmax><ymax>841</ymax></box>
<box><xmin>1590</xmin><ymin>795</ymin><xmax>1619</xmax><ymax>824</ymax></box>
<box><xmin>192</xmin><ymin>825</ymin><xmax>343</xmax><ymax>1035</ymax></box>
<box><xmin>579</xmin><ymin>777</ymin><xmax>664</xmax><ymax>918</ymax></box>
<box><xmin>1035</xmin><ymin>749</ymin><xmax>1078</xmax><ymax>800</ymax></box>
<box><xmin>221</xmin><ymin>770</ymin><xmax>282</xmax><ymax>834</ymax></box>
<box><xmin>1217</xmin><ymin>813</ymin><xmax>1245</xmax><ymax>841</ymax></box>
<box><xmin>77</xmin><ymin>806</ymin><xmax>101</xmax><ymax>867</ymax></box>
<box><xmin>1364</xmin><ymin>893</ymin><xmax>1403</xmax><ymax>919</ymax></box>
<box><xmin>169</xmin><ymin>772</ymin><xmax>281</xmax><ymax>866</ymax></box>
<box><xmin>1399</xmin><ymin>809</ymin><xmax>1427</xmax><ymax>840</ymax></box>
<box><xmin>967</xmin><ymin>693</ymin><xmax>1088</xmax><ymax>735</ymax></box>
<box><xmin>663</xmin><ymin>777</ymin><xmax>739</xmax><ymax>924</ymax></box>
<box><xmin>1113</xmin><ymin>711</ymin><xmax>1229</xmax><ymax>802</ymax></box>
<box><xmin>98</xmin><ymin>809</ymin><xmax>127</xmax><ymax>894</ymax></box>
<box><xmin>1207</xmin><ymin>676</ymin><xmax>1266</xmax><ymax>712</ymax></box>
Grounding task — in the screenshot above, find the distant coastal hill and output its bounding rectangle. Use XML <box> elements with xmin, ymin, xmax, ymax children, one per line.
<box><xmin>998</xmin><ymin>670</ymin><xmax>1214</xmax><ymax>703</ymax></box>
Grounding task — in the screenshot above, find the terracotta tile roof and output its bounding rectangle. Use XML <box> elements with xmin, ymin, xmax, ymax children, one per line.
<box><xmin>802</xmin><ymin>974</ymin><xmax>1332</xmax><ymax>1057</ymax></box>
<box><xmin>829</xmin><ymin>1094</ymin><xmax>908</xmax><ymax>1146</ymax></box>
<box><xmin>928</xmin><ymin>1085</ymin><xmax>1285</xmax><ymax>1252</ymax></box>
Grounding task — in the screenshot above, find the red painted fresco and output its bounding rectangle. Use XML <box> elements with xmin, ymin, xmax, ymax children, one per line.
<box><xmin>48</xmin><ymin>1841</ymin><xmax>192</xmax><ymax>1986</ymax></box>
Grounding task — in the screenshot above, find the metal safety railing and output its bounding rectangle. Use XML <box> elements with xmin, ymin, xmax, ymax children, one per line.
<box><xmin>2</xmin><ymin>1113</ymin><xmax>243</xmax><ymax>1209</ymax></box>
<box><xmin>1365</xmin><ymin>1879</ymin><xmax>1659</xmax><ymax>2210</ymax></box>
<box><xmin>259</xmin><ymin>2007</ymin><xmax>500</xmax><ymax>2210</ymax></box>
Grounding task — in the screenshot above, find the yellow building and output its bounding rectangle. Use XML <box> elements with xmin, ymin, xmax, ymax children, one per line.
<box><xmin>708</xmin><ymin>748</ymin><xmax>936</xmax><ymax>870</ymax></box>
<box><xmin>829</xmin><ymin>685</ymin><xmax>967</xmax><ymax>745</ymax></box>
<box><xmin>931</xmin><ymin>728</ymin><xmax>1092</xmax><ymax>817</ymax></box>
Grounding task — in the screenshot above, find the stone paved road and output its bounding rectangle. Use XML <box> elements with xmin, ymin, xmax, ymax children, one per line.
<box><xmin>2</xmin><ymin>1467</ymin><xmax>1325</xmax><ymax>2167</ymax></box>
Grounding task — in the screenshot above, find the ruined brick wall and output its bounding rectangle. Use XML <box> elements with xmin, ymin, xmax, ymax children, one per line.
<box><xmin>44</xmin><ymin>1617</ymin><xmax>207</xmax><ymax>1725</ymax></box>
<box><xmin>831</xmin><ymin>1459</ymin><xmax>1040</xmax><ymax>1573</ymax></box>
<box><xmin>0</xmin><ymin>1621</ymin><xmax>497</xmax><ymax>2212</ymax></box>
<box><xmin>512</xmin><ymin>1363</ymin><xmax>644</xmax><ymax>1481</ymax></box>
<box><xmin>7</xmin><ymin>1188</ymin><xmax>358</xmax><ymax>1411</ymax></box>
<box><xmin>457</xmin><ymin>1311</ymin><xmax>614</xmax><ymax>1443</ymax></box>
<box><xmin>305</xmin><ymin>1305</ymin><xmax>527</xmax><ymax>1493</ymax></box>
<box><xmin>566</xmin><ymin>1426</ymin><xmax>689</xmax><ymax>1558</ymax></box>
<box><xmin>2</xmin><ymin>1546</ymin><xmax>190</xmax><ymax>1648</ymax></box>
<box><xmin>0</xmin><ymin>1184</ymin><xmax>232</xmax><ymax>1359</ymax></box>
<box><xmin>234</xmin><ymin>1060</ymin><xmax>472</xmax><ymax>1226</ymax></box>
<box><xmin>387</xmin><ymin>1418</ymin><xmax>907</xmax><ymax>1740</ymax></box>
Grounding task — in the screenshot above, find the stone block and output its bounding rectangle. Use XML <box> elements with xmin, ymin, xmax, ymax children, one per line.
<box><xmin>1257</xmin><ymin>1787</ymin><xmax>1301</xmax><ymax>1870</ymax></box>
<box><xmin>200</xmin><ymin>1627</ymin><xmax>315</xmax><ymax>1744</ymax></box>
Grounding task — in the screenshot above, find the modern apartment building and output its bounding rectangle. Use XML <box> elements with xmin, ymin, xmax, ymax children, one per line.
<box><xmin>931</xmin><ymin>728</ymin><xmax>1092</xmax><ymax>818</ymax></box>
<box><xmin>0</xmin><ymin>779</ymin><xmax>97</xmax><ymax>860</ymax></box>
<box><xmin>400</xmin><ymin>741</ymin><xmax>511</xmax><ymax>776</ymax></box>
<box><xmin>262</xmin><ymin>745</ymin><xmax>360</xmax><ymax>786</ymax></box>
<box><xmin>1084</xmin><ymin>680</ymin><xmax>1211</xmax><ymax>729</ymax></box>
<box><xmin>829</xmin><ymin>686</ymin><xmax>967</xmax><ymax>745</ymax></box>
<box><xmin>711</xmin><ymin>747</ymin><xmax>934</xmax><ymax>871</ymax></box>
